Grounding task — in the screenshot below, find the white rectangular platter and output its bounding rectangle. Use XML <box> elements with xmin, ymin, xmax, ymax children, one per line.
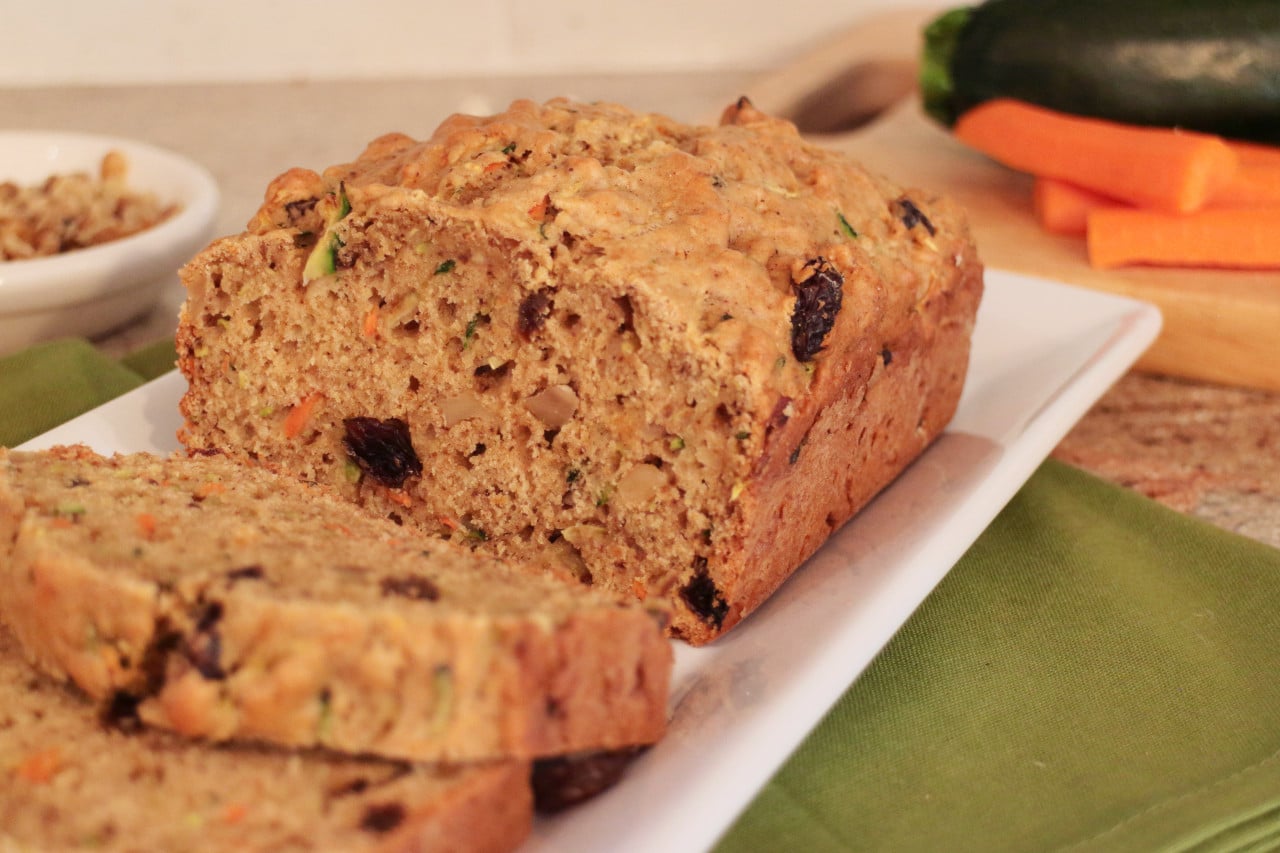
<box><xmin>22</xmin><ymin>269</ymin><xmax>1162</xmax><ymax>852</ymax></box>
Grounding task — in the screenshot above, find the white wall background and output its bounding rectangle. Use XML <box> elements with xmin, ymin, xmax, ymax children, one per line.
<box><xmin>3</xmin><ymin>0</ymin><xmax>925</xmax><ymax>86</ymax></box>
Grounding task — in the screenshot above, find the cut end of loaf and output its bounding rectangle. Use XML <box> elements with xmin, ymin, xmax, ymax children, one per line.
<box><xmin>0</xmin><ymin>445</ymin><xmax>671</xmax><ymax>762</ymax></box>
<box><xmin>176</xmin><ymin>97</ymin><xmax>983</xmax><ymax>644</ymax></box>
<box><xmin>0</xmin><ymin>626</ymin><xmax>534</xmax><ymax>853</ymax></box>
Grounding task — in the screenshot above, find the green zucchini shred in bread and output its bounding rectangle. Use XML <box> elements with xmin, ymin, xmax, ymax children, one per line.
<box><xmin>176</xmin><ymin>96</ymin><xmax>983</xmax><ymax>645</ymax></box>
<box><xmin>0</xmin><ymin>445</ymin><xmax>671</xmax><ymax>763</ymax></box>
<box><xmin>0</xmin><ymin>628</ymin><xmax>532</xmax><ymax>853</ymax></box>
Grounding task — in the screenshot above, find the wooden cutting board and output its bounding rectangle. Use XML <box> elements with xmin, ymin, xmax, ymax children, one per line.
<box><xmin>745</xmin><ymin>7</ymin><xmax>1280</xmax><ymax>391</ymax></box>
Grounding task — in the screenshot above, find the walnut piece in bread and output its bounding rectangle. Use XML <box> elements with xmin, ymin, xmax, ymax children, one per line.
<box><xmin>176</xmin><ymin>97</ymin><xmax>983</xmax><ymax>644</ymax></box>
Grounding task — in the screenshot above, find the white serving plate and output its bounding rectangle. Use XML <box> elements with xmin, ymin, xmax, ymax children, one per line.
<box><xmin>21</xmin><ymin>269</ymin><xmax>1161</xmax><ymax>852</ymax></box>
<box><xmin>0</xmin><ymin>130</ymin><xmax>219</xmax><ymax>354</ymax></box>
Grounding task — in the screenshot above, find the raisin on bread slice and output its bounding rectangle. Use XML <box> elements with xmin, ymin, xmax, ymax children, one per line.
<box><xmin>176</xmin><ymin>96</ymin><xmax>983</xmax><ymax>645</ymax></box>
<box><xmin>0</xmin><ymin>628</ymin><xmax>531</xmax><ymax>853</ymax></box>
<box><xmin>0</xmin><ymin>445</ymin><xmax>671</xmax><ymax>763</ymax></box>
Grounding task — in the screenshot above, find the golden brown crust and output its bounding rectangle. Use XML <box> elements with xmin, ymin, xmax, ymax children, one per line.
<box><xmin>731</xmin><ymin>256</ymin><xmax>983</xmax><ymax>628</ymax></box>
<box><xmin>175</xmin><ymin>97</ymin><xmax>983</xmax><ymax>645</ymax></box>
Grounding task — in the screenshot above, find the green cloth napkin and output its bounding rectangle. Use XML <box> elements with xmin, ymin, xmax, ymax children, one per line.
<box><xmin>5</xmin><ymin>339</ymin><xmax>1280</xmax><ymax>852</ymax></box>
<box><xmin>717</xmin><ymin>458</ymin><xmax>1280</xmax><ymax>852</ymax></box>
<box><xmin>0</xmin><ymin>338</ymin><xmax>176</xmax><ymax>448</ymax></box>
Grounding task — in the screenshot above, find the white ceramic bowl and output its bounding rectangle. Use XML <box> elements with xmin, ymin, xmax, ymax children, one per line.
<box><xmin>0</xmin><ymin>130</ymin><xmax>220</xmax><ymax>355</ymax></box>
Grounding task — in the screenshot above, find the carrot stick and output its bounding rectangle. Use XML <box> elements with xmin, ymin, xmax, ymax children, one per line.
<box><xmin>1037</xmin><ymin>166</ymin><xmax>1280</xmax><ymax>235</ymax></box>
<box><xmin>1212</xmin><ymin>165</ymin><xmax>1280</xmax><ymax>209</ymax></box>
<box><xmin>954</xmin><ymin>99</ymin><xmax>1239</xmax><ymax>213</ymax></box>
<box><xmin>1227</xmin><ymin>140</ymin><xmax>1280</xmax><ymax>169</ymax></box>
<box><xmin>1033</xmin><ymin>178</ymin><xmax>1123</xmax><ymax>235</ymax></box>
<box><xmin>362</xmin><ymin>306</ymin><xmax>379</xmax><ymax>338</ymax></box>
<box><xmin>1087</xmin><ymin>207</ymin><xmax>1280</xmax><ymax>270</ymax></box>
<box><xmin>282</xmin><ymin>392</ymin><xmax>322</xmax><ymax>438</ymax></box>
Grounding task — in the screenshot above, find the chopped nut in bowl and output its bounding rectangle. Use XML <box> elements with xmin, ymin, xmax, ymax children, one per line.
<box><xmin>0</xmin><ymin>131</ymin><xmax>219</xmax><ymax>356</ymax></box>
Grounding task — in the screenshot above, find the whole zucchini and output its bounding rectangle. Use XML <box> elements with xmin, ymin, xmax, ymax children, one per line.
<box><xmin>921</xmin><ymin>0</ymin><xmax>1280</xmax><ymax>143</ymax></box>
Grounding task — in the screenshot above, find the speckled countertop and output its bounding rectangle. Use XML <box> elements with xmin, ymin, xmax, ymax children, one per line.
<box><xmin>4</xmin><ymin>77</ymin><xmax>1277</xmax><ymax>551</ymax></box>
<box><xmin>1053</xmin><ymin>373</ymin><xmax>1280</xmax><ymax>549</ymax></box>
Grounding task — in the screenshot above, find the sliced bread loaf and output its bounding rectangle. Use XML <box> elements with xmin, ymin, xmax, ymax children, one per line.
<box><xmin>176</xmin><ymin>97</ymin><xmax>983</xmax><ymax>644</ymax></box>
<box><xmin>0</xmin><ymin>445</ymin><xmax>671</xmax><ymax>763</ymax></box>
<box><xmin>0</xmin><ymin>627</ymin><xmax>531</xmax><ymax>853</ymax></box>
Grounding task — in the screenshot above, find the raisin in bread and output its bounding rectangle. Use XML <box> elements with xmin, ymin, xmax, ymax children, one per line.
<box><xmin>0</xmin><ymin>446</ymin><xmax>670</xmax><ymax>762</ymax></box>
<box><xmin>0</xmin><ymin>627</ymin><xmax>531</xmax><ymax>853</ymax></box>
<box><xmin>176</xmin><ymin>96</ymin><xmax>984</xmax><ymax>645</ymax></box>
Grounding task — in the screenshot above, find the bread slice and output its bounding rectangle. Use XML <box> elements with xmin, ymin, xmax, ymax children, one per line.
<box><xmin>175</xmin><ymin>96</ymin><xmax>983</xmax><ymax>644</ymax></box>
<box><xmin>0</xmin><ymin>627</ymin><xmax>531</xmax><ymax>853</ymax></box>
<box><xmin>0</xmin><ymin>445</ymin><xmax>670</xmax><ymax>763</ymax></box>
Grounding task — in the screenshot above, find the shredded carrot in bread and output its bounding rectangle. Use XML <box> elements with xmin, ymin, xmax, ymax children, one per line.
<box><xmin>194</xmin><ymin>481</ymin><xmax>227</xmax><ymax>500</ymax></box>
<box><xmin>16</xmin><ymin>748</ymin><xmax>61</xmax><ymax>784</ymax></box>
<box><xmin>222</xmin><ymin>802</ymin><xmax>249</xmax><ymax>825</ymax></box>
<box><xmin>283</xmin><ymin>393</ymin><xmax>323</xmax><ymax>439</ymax></box>
<box><xmin>135</xmin><ymin>512</ymin><xmax>158</xmax><ymax>539</ymax></box>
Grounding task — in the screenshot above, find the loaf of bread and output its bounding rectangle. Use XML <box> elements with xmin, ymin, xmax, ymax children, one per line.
<box><xmin>0</xmin><ymin>445</ymin><xmax>670</xmax><ymax>762</ymax></box>
<box><xmin>176</xmin><ymin>97</ymin><xmax>983</xmax><ymax>644</ymax></box>
<box><xmin>0</xmin><ymin>627</ymin><xmax>531</xmax><ymax>853</ymax></box>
